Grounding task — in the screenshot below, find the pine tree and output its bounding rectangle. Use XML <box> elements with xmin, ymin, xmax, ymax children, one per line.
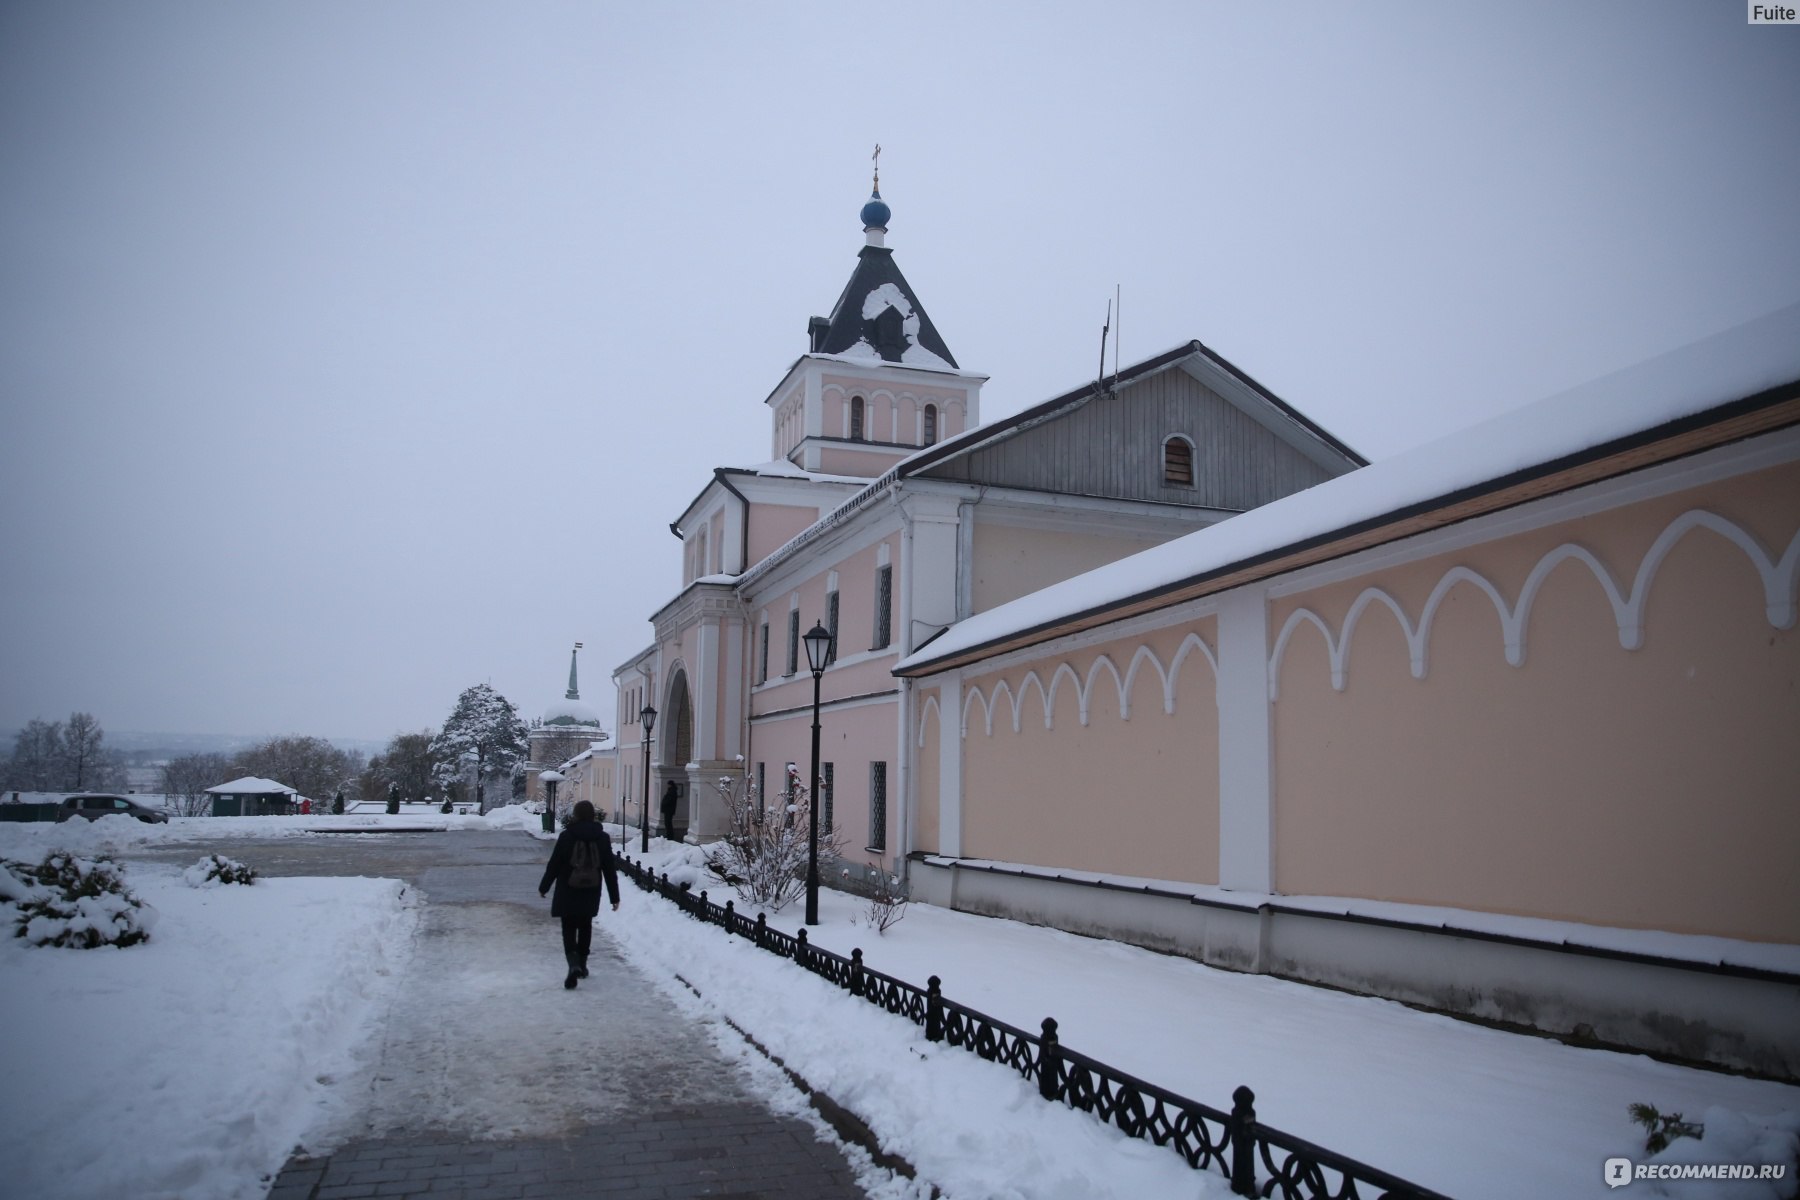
<box><xmin>429</xmin><ymin>684</ymin><xmax>528</xmax><ymax>814</ymax></box>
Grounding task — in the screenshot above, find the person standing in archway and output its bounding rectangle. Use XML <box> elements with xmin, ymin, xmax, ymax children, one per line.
<box><xmin>660</xmin><ymin>779</ymin><xmax>679</xmax><ymax>842</ymax></box>
<box><xmin>538</xmin><ymin>800</ymin><xmax>620</xmax><ymax>989</ymax></box>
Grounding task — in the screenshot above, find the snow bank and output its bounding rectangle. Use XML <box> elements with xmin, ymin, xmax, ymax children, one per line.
<box><xmin>0</xmin><ymin>804</ymin><xmax>549</xmax><ymax>859</ymax></box>
<box><xmin>618</xmin><ymin>841</ymin><xmax>1800</xmax><ymax>1200</ymax></box>
<box><xmin>608</xmin><ymin>847</ymin><xmax>1217</xmax><ymax>1200</ymax></box>
<box><xmin>0</xmin><ymin>865</ymin><xmax>419</xmax><ymax>1200</ymax></box>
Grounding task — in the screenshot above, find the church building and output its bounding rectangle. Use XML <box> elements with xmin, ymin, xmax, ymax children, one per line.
<box><xmin>614</xmin><ymin>176</ymin><xmax>1361</xmax><ymax>879</ymax></box>
<box><xmin>615</xmin><ymin>174</ymin><xmax>1799</xmax><ymax>1079</ymax></box>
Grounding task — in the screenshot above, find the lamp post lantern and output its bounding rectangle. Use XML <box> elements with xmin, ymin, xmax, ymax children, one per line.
<box><xmin>639</xmin><ymin>704</ymin><xmax>657</xmax><ymax>854</ymax></box>
<box><xmin>802</xmin><ymin>620</ymin><xmax>832</xmax><ymax>925</ymax></box>
<box><xmin>540</xmin><ymin>770</ymin><xmax>563</xmax><ymax>834</ymax></box>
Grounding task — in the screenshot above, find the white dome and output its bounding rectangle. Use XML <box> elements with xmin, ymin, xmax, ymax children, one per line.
<box><xmin>542</xmin><ymin>698</ymin><xmax>602</xmax><ymax>728</ymax></box>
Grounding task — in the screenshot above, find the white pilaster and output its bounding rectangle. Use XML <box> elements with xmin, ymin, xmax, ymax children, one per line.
<box><xmin>723</xmin><ymin>620</ymin><xmax>743</xmax><ymax>759</ymax></box>
<box><xmin>696</xmin><ymin>620</ymin><xmax>718</xmax><ymax>761</ymax></box>
<box><xmin>1217</xmin><ymin>585</ymin><xmax>1274</xmax><ymax>892</ymax></box>
<box><xmin>938</xmin><ymin>675</ymin><xmax>963</xmax><ymax>857</ymax></box>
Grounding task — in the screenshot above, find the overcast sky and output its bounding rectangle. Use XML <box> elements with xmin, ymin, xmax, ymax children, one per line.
<box><xmin>2</xmin><ymin>1</ymin><xmax>1796</xmax><ymax>747</ymax></box>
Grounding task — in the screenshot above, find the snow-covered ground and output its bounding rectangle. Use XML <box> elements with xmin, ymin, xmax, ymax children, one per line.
<box><xmin>0</xmin><ymin>857</ymin><xmax>417</xmax><ymax>1200</ymax></box>
<box><xmin>620</xmin><ymin>838</ymin><xmax>1800</xmax><ymax>1200</ymax></box>
<box><xmin>0</xmin><ymin>815</ymin><xmax>1794</xmax><ymax>1200</ymax></box>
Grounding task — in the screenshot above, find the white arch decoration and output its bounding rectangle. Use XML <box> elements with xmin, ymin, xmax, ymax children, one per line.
<box><xmin>956</xmin><ymin>631</ymin><xmax>1220</xmax><ymax>739</ymax></box>
<box><xmin>1268</xmin><ymin>508</ymin><xmax>1800</xmax><ymax>699</ymax></box>
<box><xmin>1018</xmin><ymin>671</ymin><xmax>1050</xmax><ymax>731</ymax></box>
<box><xmin>917</xmin><ymin>694</ymin><xmax>941</xmax><ymax>747</ymax></box>
<box><xmin>960</xmin><ymin>686</ymin><xmax>990</xmax><ymax>739</ymax></box>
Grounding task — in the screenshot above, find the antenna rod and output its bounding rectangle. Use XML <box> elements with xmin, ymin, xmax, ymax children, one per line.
<box><xmin>1098</xmin><ymin>298</ymin><xmax>1112</xmax><ymax>387</ymax></box>
<box><xmin>1114</xmin><ymin>285</ymin><xmax>1121</xmax><ymax>385</ymax></box>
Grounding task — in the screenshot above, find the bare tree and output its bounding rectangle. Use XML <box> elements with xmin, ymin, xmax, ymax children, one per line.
<box><xmin>231</xmin><ymin>735</ymin><xmax>364</xmax><ymax>803</ymax></box>
<box><xmin>60</xmin><ymin>713</ymin><xmax>109</xmax><ymax>790</ymax></box>
<box><xmin>372</xmin><ymin>730</ymin><xmax>440</xmax><ymax>802</ymax></box>
<box><xmin>161</xmin><ymin>752</ymin><xmax>233</xmax><ymax>816</ymax></box>
<box><xmin>4</xmin><ymin>719</ymin><xmax>63</xmax><ymax>791</ymax></box>
<box><xmin>702</xmin><ymin>769</ymin><xmax>847</xmax><ymax>912</ymax></box>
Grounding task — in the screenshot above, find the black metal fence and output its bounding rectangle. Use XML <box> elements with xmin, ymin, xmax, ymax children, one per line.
<box><xmin>618</xmin><ymin>855</ymin><xmax>1453</xmax><ymax>1200</ymax></box>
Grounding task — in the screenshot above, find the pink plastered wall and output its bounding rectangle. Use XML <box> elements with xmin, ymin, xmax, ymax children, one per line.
<box><xmin>956</xmin><ymin>623</ymin><xmax>1221</xmax><ymax>884</ymax></box>
<box><xmin>1269</xmin><ymin>459</ymin><xmax>1800</xmax><ymax>942</ymax></box>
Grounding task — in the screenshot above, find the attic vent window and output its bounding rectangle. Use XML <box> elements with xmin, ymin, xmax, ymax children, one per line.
<box><xmin>872</xmin><ymin>305</ymin><xmax>906</xmax><ymax>360</ymax></box>
<box><xmin>1163</xmin><ymin>436</ymin><xmax>1194</xmax><ymax>486</ymax></box>
<box><xmin>850</xmin><ymin>396</ymin><xmax>865</xmax><ymax>440</ymax></box>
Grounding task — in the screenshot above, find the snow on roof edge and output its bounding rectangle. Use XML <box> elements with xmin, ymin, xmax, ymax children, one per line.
<box><xmin>899</xmin><ymin>301</ymin><xmax>1800</xmax><ymax>674</ymax></box>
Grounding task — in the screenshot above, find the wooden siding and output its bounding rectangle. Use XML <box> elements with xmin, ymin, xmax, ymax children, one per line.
<box><xmin>921</xmin><ymin>368</ymin><xmax>1343</xmax><ymax>509</ymax></box>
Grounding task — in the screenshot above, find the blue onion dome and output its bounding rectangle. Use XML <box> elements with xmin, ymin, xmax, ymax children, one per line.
<box><xmin>860</xmin><ymin>189</ymin><xmax>891</xmax><ymax>229</ymax></box>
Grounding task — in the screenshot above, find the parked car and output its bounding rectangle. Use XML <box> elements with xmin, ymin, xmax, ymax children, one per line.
<box><xmin>55</xmin><ymin>794</ymin><xmax>170</xmax><ymax>824</ymax></box>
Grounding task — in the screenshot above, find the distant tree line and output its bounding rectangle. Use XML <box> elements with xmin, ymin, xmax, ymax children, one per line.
<box><xmin>1</xmin><ymin>713</ymin><xmax>127</xmax><ymax>793</ymax></box>
<box><xmin>8</xmin><ymin>682</ymin><xmax>533</xmax><ymax>817</ymax></box>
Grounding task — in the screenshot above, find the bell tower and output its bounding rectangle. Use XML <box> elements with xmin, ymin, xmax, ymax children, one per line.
<box><xmin>765</xmin><ymin>160</ymin><xmax>985</xmax><ymax>477</ymax></box>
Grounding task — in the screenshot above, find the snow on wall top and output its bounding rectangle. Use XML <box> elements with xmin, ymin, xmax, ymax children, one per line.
<box><xmin>898</xmin><ymin>301</ymin><xmax>1800</xmax><ymax>675</ymax></box>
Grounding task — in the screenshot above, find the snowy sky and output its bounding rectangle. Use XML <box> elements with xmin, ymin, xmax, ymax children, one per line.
<box><xmin>2</xmin><ymin>1</ymin><xmax>1796</xmax><ymax>745</ymax></box>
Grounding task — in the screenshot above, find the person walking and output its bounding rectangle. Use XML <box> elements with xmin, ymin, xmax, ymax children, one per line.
<box><xmin>660</xmin><ymin>779</ymin><xmax>679</xmax><ymax>842</ymax></box>
<box><xmin>538</xmin><ymin>799</ymin><xmax>620</xmax><ymax>989</ymax></box>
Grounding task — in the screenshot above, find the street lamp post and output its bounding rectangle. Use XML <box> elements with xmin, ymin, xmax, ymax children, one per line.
<box><xmin>540</xmin><ymin>770</ymin><xmax>563</xmax><ymax>834</ymax></box>
<box><xmin>639</xmin><ymin>704</ymin><xmax>657</xmax><ymax>854</ymax></box>
<box><xmin>802</xmin><ymin>620</ymin><xmax>832</xmax><ymax>926</ymax></box>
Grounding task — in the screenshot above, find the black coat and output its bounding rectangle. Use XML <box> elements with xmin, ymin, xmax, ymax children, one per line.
<box><xmin>660</xmin><ymin>782</ymin><xmax>678</xmax><ymax>819</ymax></box>
<box><xmin>538</xmin><ymin>820</ymin><xmax>620</xmax><ymax>918</ymax></box>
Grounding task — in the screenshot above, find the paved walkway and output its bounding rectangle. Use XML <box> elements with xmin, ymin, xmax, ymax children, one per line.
<box><xmin>133</xmin><ymin>831</ymin><xmax>868</xmax><ymax>1200</ymax></box>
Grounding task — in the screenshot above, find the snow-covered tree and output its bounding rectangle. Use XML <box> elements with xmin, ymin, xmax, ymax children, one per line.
<box><xmin>429</xmin><ymin>684</ymin><xmax>527</xmax><ymax>813</ymax></box>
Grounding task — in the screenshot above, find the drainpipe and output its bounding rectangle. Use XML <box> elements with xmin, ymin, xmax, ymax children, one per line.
<box><xmin>894</xmin><ymin>485</ymin><xmax>914</xmax><ymax>879</ymax></box>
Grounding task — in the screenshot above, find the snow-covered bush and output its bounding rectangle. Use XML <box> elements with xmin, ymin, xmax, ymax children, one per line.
<box><xmin>703</xmin><ymin>771</ymin><xmax>846</xmax><ymax>911</ymax></box>
<box><xmin>3</xmin><ymin>851</ymin><xmax>154</xmax><ymax>948</ymax></box>
<box><xmin>1630</xmin><ymin>1102</ymin><xmax>1704</xmax><ymax>1153</ymax></box>
<box><xmin>183</xmin><ymin>853</ymin><xmax>257</xmax><ymax>887</ymax></box>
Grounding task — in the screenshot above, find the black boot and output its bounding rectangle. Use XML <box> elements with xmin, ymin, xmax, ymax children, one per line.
<box><xmin>576</xmin><ymin>953</ymin><xmax>589</xmax><ymax>979</ymax></box>
<box><xmin>564</xmin><ymin>952</ymin><xmax>579</xmax><ymax>990</ymax></box>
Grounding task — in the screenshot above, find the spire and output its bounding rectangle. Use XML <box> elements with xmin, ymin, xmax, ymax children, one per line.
<box><xmin>807</xmin><ymin>153</ymin><xmax>957</xmax><ymax>369</ymax></box>
<box><xmin>860</xmin><ymin>142</ymin><xmax>890</xmax><ymax>247</ymax></box>
<box><xmin>566</xmin><ymin>642</ymin><xmax>582</xmax><ymax>700</ymax></box>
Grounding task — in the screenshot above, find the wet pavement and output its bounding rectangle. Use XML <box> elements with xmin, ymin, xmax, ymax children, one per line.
<box><xmin>127</xmin><ymin>831</ymin><xmax>868</xmax><ymax>1199</ymax></box>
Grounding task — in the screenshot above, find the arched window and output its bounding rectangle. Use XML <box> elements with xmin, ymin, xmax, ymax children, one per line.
<box><xmin>1163</xmin><ymin>436</ymin><xmax>1194</xmax><ymax>486</ymax></box>
<box><xmin>922</xmin><ymin>403</ymin><xmax>938</xmax><ymax>446</ymax></box>
<box><xmin>850</xmin><ymin>396</ymin><xmax>865</xmax><ymax>440</ymax></box>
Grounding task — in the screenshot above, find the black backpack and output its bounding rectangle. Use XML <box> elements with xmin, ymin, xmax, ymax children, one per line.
<box><xmin>567</xmin><ymin>838</ymin><xmax>603</xmax><ymax>890</ymax></box>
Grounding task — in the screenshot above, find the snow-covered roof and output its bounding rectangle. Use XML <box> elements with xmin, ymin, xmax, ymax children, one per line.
<box><xmin>205</xmin><ymin>776</ymin><xmax>298</xmax><ymax>795</ymax></box>
<box><xmin>813</xmin><ymin>243</ymin><xmax>959</xmax><ymax>368</ymax></box>
<box><xmin>731</xmin><ymin>339</ymin><xmax>1362</xmax><ymax>596</ymax></box>
<box><xmin>898</xmin><ymin>301</ymin><xmax>1800</xmax><ymax>676</ymax></box>
<box><xmin>726</xmin><ymin>458</ymin><xmax>871</xmax><ymax>484</ymax></box>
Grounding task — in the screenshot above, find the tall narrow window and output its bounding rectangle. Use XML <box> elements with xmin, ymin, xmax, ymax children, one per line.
<box><xmin>758</xmin><ymin>622</ymin><xmax>769</xmax><ymax>684</ymax></box>
<box><xmin>872</xmin><ymin>564</ymin><xmax>892</xmax><ymax>650</ymax></box>
<box><xmin>1163</xmin><ymin>436</ymin><xmax>1195</xmax><ymax>486</ymax></box>
<box><xmin>826</xmin><ymin>588</ymin><xmax>839</xmax><ymax>665</ymax></box>
<box><xmin>822</xmin><ymin>762</ymin><xmax>835</xmax><ymax>834</ymax></box>
<box><xmin>922</xmin><ymin>403</ymin><xmax>938</xmax><ymax>446</ymax></box>
<box><xmin>850</xmin><ymin>395</ymin><xmax>865</xmax><ymax>440</ymax></box>
<box><xmin>786</xmin><ymin>608</ymin><xmax>800</xmax><ymax>675</ymax></box>
<box><xmin>868</xmin><ymin>762</ymin><xmax>887</xmax><ymax>852</ymax></box>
